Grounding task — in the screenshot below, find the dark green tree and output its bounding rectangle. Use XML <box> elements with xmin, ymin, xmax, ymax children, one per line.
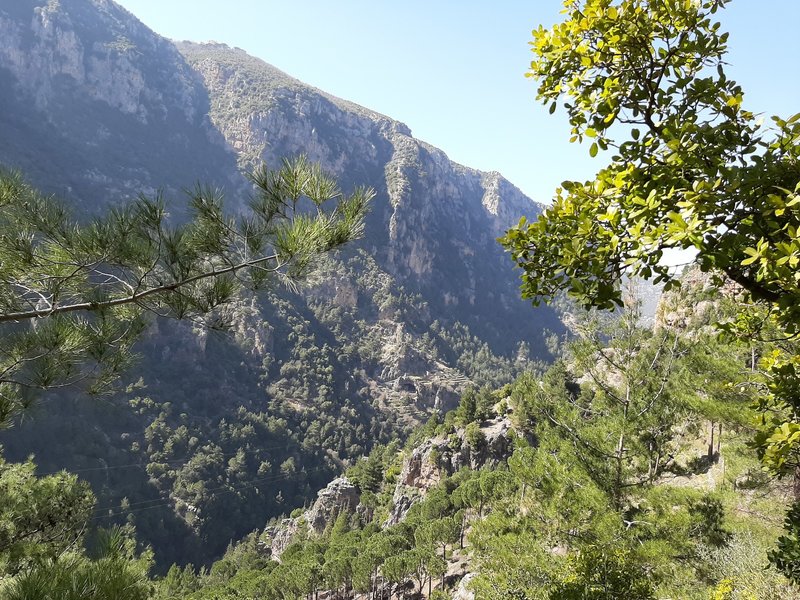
<box><xmin>0</xmin><ymin>453</ymin><xmax>94</xmax><ymax>574</ymax></box>
<box><xmin>3</xmin><ymin>526</ymin><xmax>153</xmax><ymax>600</ymax></box>
<box><xmin>415</xmin><ymin>517</ymin><xmax>460</xmax><ymax>591</ymax></box>
<box><xmin>0</xmin><ymin>156</ymin><xmax>373</xmax><ymax>427</ymax></box>
<box><xmin>455</xmin><ymin>388</ymin><xmax>477</xmax><ymax>425</ymax></box>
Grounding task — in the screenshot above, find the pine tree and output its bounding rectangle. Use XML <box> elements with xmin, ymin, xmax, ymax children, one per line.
<box><xmin>0</xmin><ymin>156</ymin><xmax>373</xmax><ymax>427</ymax></box>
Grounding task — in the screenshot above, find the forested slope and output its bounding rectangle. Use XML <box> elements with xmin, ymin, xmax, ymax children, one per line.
<box><xmin>0</xmin><ymin>0</ymin><xmax>560</xmax><ymax>567</ymax></box>
<box><xmin>157</xmin><ymin>271</ymin><xmax>794</xmax><ymax>599</ymax></box>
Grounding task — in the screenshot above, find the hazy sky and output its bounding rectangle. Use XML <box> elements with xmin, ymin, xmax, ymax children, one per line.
<box><xmin>115</xmin><ymin>1</ymin><xmax>800</xmax><ymax>203</ymax></box>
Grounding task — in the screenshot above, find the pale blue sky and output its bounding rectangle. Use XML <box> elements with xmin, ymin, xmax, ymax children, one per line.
<box><xmin>116</xmin><ymin>1</ymin><xmax>800</xmax><ymax>204</ymax></box>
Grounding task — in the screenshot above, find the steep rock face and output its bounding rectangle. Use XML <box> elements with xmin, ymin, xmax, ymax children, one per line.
<box><xmin>305</xmin><ymin>477</ymin><xmax>360</xmax><ymax>534</ymax></box>
<box><xmin>260</xmin><ymin>518</ymin><xmax>300</xmax><ymax>562</ymax></box>
<box><xmin>0</xmin><ymin>0</ymin><xmax>194</xmax><ymax>119</ymax></box>
<box><xmin>261</xmin><ymin>476</ymin><xmax>361</xmax><ymax>560</ymax></box>
<box><xmin>453</xmin><ymin>573</ymin><xmax>477</xmax><ymax>600</ymax></box>
<box><xmin>0</xmin><ymin>0</ymin><xmax>240</xmax><ymax>207</ymax></box>
<box><xmin>386</xmin><ymin>415</ymin><xmax>515</xmax><ymax>525</ymax></box>
<box><xmin>179</xmin><ymin>42</ymin><xmax>563</xmax><ymax>356</ymax></box>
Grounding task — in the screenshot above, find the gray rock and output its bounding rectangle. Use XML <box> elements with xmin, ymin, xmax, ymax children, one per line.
<box><xmin>306</xmin><ymin>477</ymin><xmax>360</xmax><ymax>534</ymax></box>
<box><xmin>260</xmin><ymin>517</ymin><xmax>299</xmax><ymax>561</ymax></box>
<box><xmin>260</xmin><ymin>476</ymin><xmax>360</xmax><ymax>560</ymax></box>
<box><xmin>386</xmin><ymin>416</ymin><xmax>516</xmax><ymax>525</ymax></box>
<box><xmin>452</xmin><ymin>573</ymin><xmax>477</xmax><ymax>600</ymax></box>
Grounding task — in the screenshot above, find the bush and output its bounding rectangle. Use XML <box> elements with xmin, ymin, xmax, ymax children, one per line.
<box><xmin>464</xmin><ymin>423</ymin><xmax>486</xmax><ymax>451</ymax></box>
<box><xmin>699</xmin><ymin>532</ymin><xmax>794</xmax><ymax>599</ymax></box>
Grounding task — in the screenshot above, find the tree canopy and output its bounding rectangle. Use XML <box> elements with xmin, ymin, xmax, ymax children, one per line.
<box><xmin>499</xmin><ymin>0</ymin><xmax>800</xmax><ymax>581</ymax></box>
<box><xmin>501</xmin><ymin>0</ymin><xmax>799</xmax><ymax>319</ymax></box>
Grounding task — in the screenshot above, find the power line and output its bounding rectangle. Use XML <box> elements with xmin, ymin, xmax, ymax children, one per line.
<box><xmin>91</xmin><ymin>465</ymin><xmax>333</xmax><ymax>522</ymax></box>
<box><xmin>35</xmin><ymin>441</ymin><xmax>305</xmax><ymax>477</ymax></box>
<box><xmin>93</xmin><ymin>468</ymin><xmax>301</xmax><ymax>515</ymax></box>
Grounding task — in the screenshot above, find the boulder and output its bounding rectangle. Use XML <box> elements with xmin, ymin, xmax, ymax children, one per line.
<box><xmin>452</xmin><ymin>573</ymin><xmax>476</xmax><ymax>600</ymax></box>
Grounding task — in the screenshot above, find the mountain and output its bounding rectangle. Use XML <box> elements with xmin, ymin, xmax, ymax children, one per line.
<box><xmin>0</xmin><ymin>0</ymin><xmax>240</xmax><ymax>208</ymax></box>
<box><xmin>177</xmin><ymin>41</ymin><xmax>557</xmax><ymax>354</ymax></box>
<box><xmin>0</xmin><ymin>0</ymin><xmax>562</xmax><ymax>567</ymax></box>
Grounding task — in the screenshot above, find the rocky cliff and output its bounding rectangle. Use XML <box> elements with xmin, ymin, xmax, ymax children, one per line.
<box><xmin>177</xmin><ymin>41</ymin><xmax>562</xmax><ymax>355</ymax></box>
<box><xmin>262</xmin><ymin>476</ymin><xmax>362</xmax><ymax>560</ymax></box>
<box><xmin>261</xmin><ymin>414</ymin><xmax>518</xmax><ymax>563</ymax></box>
<box><xmin>386</xmin><ymin>415</ymin><xmax>515</xmax><ymax>526</ymax></box>
<box><xmin>0</xmin><ymin>0</ymin><xmax>240</xmax><ymax>207</ymax></box>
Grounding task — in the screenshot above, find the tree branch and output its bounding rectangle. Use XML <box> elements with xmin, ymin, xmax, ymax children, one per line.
<box><xmin>0</xmin><ymin>253</ymin><xmax>281</xmax><ymax>323</ymax></box>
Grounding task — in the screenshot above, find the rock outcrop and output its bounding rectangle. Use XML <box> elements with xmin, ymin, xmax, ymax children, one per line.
<box><xmin>260</xmin><ymin>517</ymin><xmax>300</xmax><ymax>561</ymax></box>
<box><xmin>452</xmin><ymin>573</ymin><xmax>477</xmax><ymax>600</ymax></box>
<box><xmin>387</xmin><ymin>416</ymin><xmax>516</xmax><ymax>525</ymax></box>
<box><xmin>654</xmin><ymin>265</ymin><xmax>741</xmax><ymax>335</ymax></box>
<box><xmin>263</xmin><ymin>416</ymin><xmax>516</xmax><ymax>558</ymax></box>
<box><xmin>305</xmin><ymin>477</ymin><xmax>360</xmax><ymax>534</ymax></box>
<box><xmin>261</xmin><ymin>477</ymin><xmax>361</xmax><ymax>560</ymax></box>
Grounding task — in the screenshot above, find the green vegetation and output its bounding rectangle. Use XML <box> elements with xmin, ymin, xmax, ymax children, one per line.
<box><xmin>1</xmin><ymin>242</ymin><xmax>531</xmax><ymax>570</ymax></box>
<box><xmin>143</xmin><ymin>289</ymin><xmax>793</xmax><ymax>598</ymax></box>
<box><xmin>153</xmin><ymin>464</ymin><xmax>495</xmax><ymax>600</ymax></box>
<box><xmin>3</xmin><ymin>526</ymin><xmax>153</xmax><ymax>600</ymax></box>
<box><xmin>1</xmin><ymin>0</ymin><xmax>799</xmax><ymax>597</ymax></box>
<box><xmin>0</xmin><ymin>153</ymin><xmax>537</xmax><ymax>578</ymax></box>
<box><xmin>0</xmin><ymin>156</ymin><xmax>372</xmax><ymax>427</ymax></box>
<box><xmin>500</xmin><ymin>0</ymin><xmax>800</xmax><ymax>581</ymax></box>
<box><xmin>0</xmin><ymin>156</ymin><xmax>374</xmax><ymax>589</ymax></box>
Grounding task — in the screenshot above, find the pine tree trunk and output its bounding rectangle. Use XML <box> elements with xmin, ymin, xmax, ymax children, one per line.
<box><xmin>708</xmin><ymin>421</ymin><xmax>715</xmax><ymax>461</ymax></box>
<box><xmin>460</xmin><ymin>514</ymin><xmax>466</xmax><ymax>549</ymax></box>
<box><xmin>614</xmin><ymin>385</ymin><xmax>630</xmax><ymax>510</ymax></box>
<box><xmin>442</xmin><ymin>544</ymin><xmax>447</xmax><ymax>590</ymax></box>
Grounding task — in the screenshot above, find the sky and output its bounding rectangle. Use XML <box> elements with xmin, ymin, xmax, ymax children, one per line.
<box><xmin>115</xmin><ymin>1</ymin><xmax>800</xmax><ymax>204</ymax></box>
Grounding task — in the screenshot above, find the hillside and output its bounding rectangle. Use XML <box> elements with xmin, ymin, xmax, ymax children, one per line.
<box><xmin>177</xmin><ymin>40</ymin><xmax>559</xmax><ymax>355</ymax></box>
<box><xmin>0</xmin><ymin>0</ymin><xmax>561</xmax><ymax>567</ymax></box>
<box><xmin>156</xmin><ymin>272</ymin><xmax>796</xmax><ymax>599</ymax></box>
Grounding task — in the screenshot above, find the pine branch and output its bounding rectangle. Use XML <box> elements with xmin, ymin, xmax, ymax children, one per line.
<box><xmin>0</xmin><ymin>253</ymin><xmax>282</xmax><ymax>323</ymax></box>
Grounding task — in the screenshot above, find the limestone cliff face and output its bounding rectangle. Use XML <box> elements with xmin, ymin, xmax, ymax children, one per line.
<box><xmin>0</xmin><ymin>1</ymin><xmax>559</xmax><ymax>355</ymax></box>
<box><xmin>0</xmin><ymin>3</ymin><xmax>560</xmax><ymax>351</ymax></box>
<box><xmin>0</xmin><ymin>0</ymin><xmax>240</xmax><ymax>206</ymax></box>
<box><xmin>0</xmin><ymin>0</ymin><xmax>197</xmax><ymax>119</ymax></box>
<box><xmin>179</xmin><ymin>42</ymin><xmax>562</xmax><ymax>355</ymax></box>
